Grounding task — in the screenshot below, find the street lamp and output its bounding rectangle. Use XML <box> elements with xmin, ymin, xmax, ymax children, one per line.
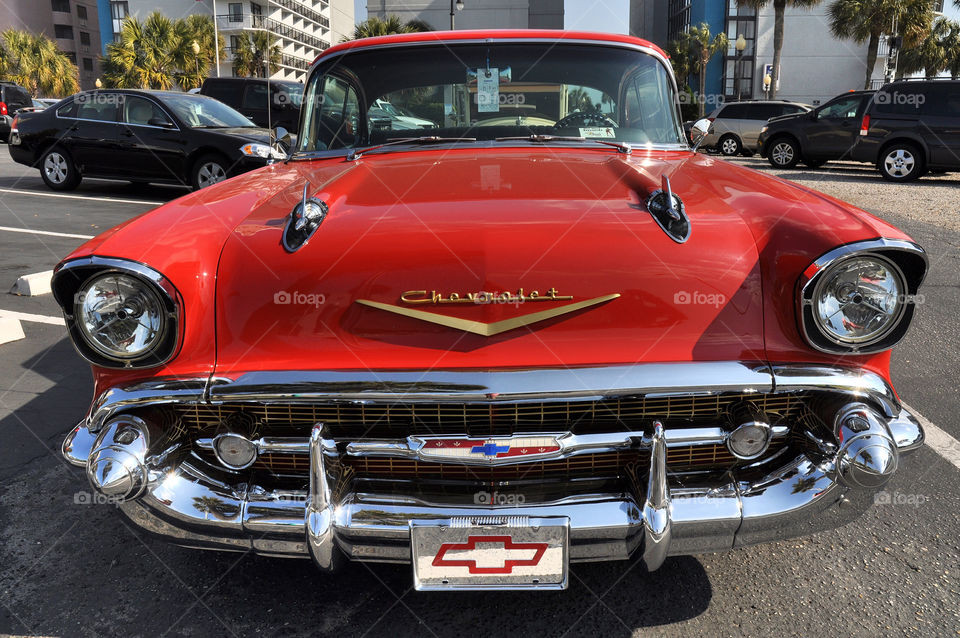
<box><xmin>735</xmin><ymin>34</ymin><xmax>746</xmax><ymax>101</ymax></box>
<box><xmin>95</xmin><ymin>78</ymin><xmax>102</xmax><ymax>89</ymax></box>
<box><xmin>763</xmin><ymin>73</ymin><xmax>771</xmax><ymax>99</ymax></box>
<box><xmin>450</xmin><ymin>0</ymin><xmax>464</xmax><ymax>30</ymax></box>
<box><xmin>191</xmin><ymin>40</ymin><xmax>201</xmax><ymax>88</ymax></box>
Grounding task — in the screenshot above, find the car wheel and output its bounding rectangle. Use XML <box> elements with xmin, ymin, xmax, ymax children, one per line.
<box><xmin>879</xmin><ymin>143</ymin><xmax>924</xmax><ymax>182</ymax></box>
<box><xmin>767</xmin><ymin>138</ymin><xmax>800</xmax><ymax>168</ymax></box>
<box><xmin>719</xmin><ymin>135</ymin><xmax>741</xmax><ymax>156</ymax></box>
<box><xmin>804</xmin><ymin>159</ymin><xmax>826</xmax><ymax>169</ymax></box>
<box><xmin>39</xmin><ymin>147</ymin><xmax>81</xmax><ymax>191</ymax></box>
<box><xmin>192</xmin><ymin>154</ymin><xmax>229</xmax><ymax>190</ymax></box>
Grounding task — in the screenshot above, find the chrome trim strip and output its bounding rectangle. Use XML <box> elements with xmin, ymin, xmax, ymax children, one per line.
<box><xmin>641</xmin><ymin>422</ymin><xmax>670</xmax><ymax>570</ymax></box>
<box><xmin>770</xmin><ymin>365</ymin><xmax>900</xmax><ymax>416</ymax></box>
<box><xmin>197</xmin><ymin>436</ymin><xmax>312</xmax><ymax>455</ymax></box>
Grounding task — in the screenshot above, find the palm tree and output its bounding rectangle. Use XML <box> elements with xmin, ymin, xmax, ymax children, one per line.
<box><xmin>828</xmin><ymin>0</ymin><xmax>935</xmax><ymax>90</ymax></box>
<box><xmin>898</xmin><ymin>16</ymin><xmax>951</xmax><ymax>78</ymax></box>
<box><xmin>231</xmin><ymin>30</ymin><xmax>281</xmax><ymax>78</ymax></box>
<box><xmin>687</xmin><ymin>24</ymin><xmax>728</xmax><ymax>118</ymax></box>
<box><xmin>103</xmin><ymin>12</ymin><xmax>223</xmax><ymax>89</ymax></box>
<box><xmin>944</xmin><ymin>21</ymin><xmax>960</xmax><ymax>79</ymax></box>
<box><xmin>344</xmin><ymin>15</ymin><xmax>433</xmax><ymax>42</ymax></box>
<box><xmin>738</xmin><ymin>0</ymin><xmax>823</xmax><ymax>100</ymax></box>
<box><xmin>0</xmin><ymin>29</ymin><xmax>79</xmax><ymax>97</ymax></box>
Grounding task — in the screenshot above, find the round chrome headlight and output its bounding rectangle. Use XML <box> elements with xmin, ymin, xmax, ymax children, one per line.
<box><xmin>75</xmin><ymin>272</ymin><xmax>167</xmax><ymax>360</ymax></box>
<box><xmin>810</xmin><ymin>254</ymin><xmax>906</xmax><ymax>346</ymax></box>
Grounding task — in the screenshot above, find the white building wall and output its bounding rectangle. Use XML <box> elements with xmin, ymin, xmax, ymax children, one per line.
<box><xmin>366</xmin><ymin>0</ymin><xmax>533</xmax><ymax>31</ymax></box>
<box><xmin>752</xmin><ymin>5</ymin><xmax>884</xmax><ymax>105</ymax></box>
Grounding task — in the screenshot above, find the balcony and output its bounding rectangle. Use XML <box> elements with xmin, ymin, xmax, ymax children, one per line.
<box><xmin>216</xmin><ymin>14</ymin><xmax>330</xmax><ymax>51</ymax></box>
<box><xmin>269</xmin><ymin>0</ymin><xmax>330</xmax><ymax>28</ymax></box>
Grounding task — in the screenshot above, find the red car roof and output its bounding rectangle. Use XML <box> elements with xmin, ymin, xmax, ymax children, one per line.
<box><xmin>317</xmin><ymin>29</ymin><xmax>667</xmax><ymax>64</ymax></box>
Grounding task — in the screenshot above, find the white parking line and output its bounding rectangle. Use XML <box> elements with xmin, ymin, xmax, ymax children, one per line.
<box><xmin>0</xmin><ymin>187</ymin><xmax>166</xmax><ymax>206</ymax></box>
<box><xmin>0</xmin><ymin>225</ymin><xmax>94</xmax><ymax>239</ymax></box>
<box><xmin>903</xmin><ymin>401</ymin><xmax>960</xmax><ymax>471</ymax></box>
<box><xmin>0</xmin><ymin>310</ymin><xmax>65</xmax><ymax>326</ymax></box>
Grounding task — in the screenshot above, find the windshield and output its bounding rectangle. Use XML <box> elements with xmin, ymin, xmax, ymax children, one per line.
<box><xmin>298</xmin><ymin>42</ymin><xmax>684</xmax><ymax>153</ymax></box>
<box><xmin>162</xmin><ymin>94</ymin><xmax>257</xmax><ymax>128</ymax></box>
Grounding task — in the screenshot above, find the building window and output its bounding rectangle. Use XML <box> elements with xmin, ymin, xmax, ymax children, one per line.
<box><xmin>65</xmin><ymin>52</ymin><xmax>77</xmax><ymax>64</ymax></box>
<box><xmin>52</xmin><ymin>0</ymin><xmax>70</xmax><ymax>12</ymax></box>
<box><xmin>83</xmin><ymin>57</ymin><xmax>94</xmax><ymax>72</ymax></box>
<box><xmin>933</xmin><ymin>0</ymin><xmax>944</xmax><ymax>12</ymax></box>
<box><xmin>54</xmin><ymin>24</ymin><xmax>74</xmax><ymax>39</ymax></box>
<box><xmin>80</xmin><ymin>31</ymin><xmax>91</xmax><ymax>46</ymax></box>
<box><xmin>250</xmin><ymin>3</ymin><xmax>262</xmax><ymax>16</ymax></box>
<box><xmin>228</xmin><ymin>3</ymin><xmax>243</xmax><ymax>21</ymax></box>
<box><xmin>77</xmin><ymin>4</ymin><xmax>87</xmax><ymax>20</ymax></box>
<box><xmin>667</xmin><ymin>0</ymin><xmax>691</xmax><ymax>42</ymax></box>
<box><xmin>723</xmin><ymin>1</ymin><xmax>757</xmax><ymax>100</ymax></box>
<box><xmin>111</xmin><ymin>1</ymin><xmax>128</xmax><ymax>38</ymax></box>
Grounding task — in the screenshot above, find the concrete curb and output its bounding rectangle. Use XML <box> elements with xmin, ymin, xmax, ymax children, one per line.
<box><xmin>10</xmin><ymin>270</ymin><xmax>53</xmax><ymax>296</ymax></box>
<box><xmin>0</xmin><ymin>315</ymin><xmax>26</xmax><ymax>345</ymax></box>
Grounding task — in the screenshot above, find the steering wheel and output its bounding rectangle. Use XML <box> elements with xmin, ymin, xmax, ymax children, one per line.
<box><xmin>554</xmin><ymin>111</ymin><xmax>618</xmax><ymax>130</ymax></box>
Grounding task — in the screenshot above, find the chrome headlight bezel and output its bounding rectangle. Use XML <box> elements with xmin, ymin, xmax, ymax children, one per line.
<box><xmin>52</xmin><ymin>257</ymin><xmax>181</xmax><ymax>368</ymax></box>
<box><xmin>798</xmin><ymin>239</ymin><xmax>926</xmax><ymax>355</ymax></box>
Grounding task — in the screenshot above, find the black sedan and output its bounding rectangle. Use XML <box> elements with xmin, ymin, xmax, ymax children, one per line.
<box><xmin>8</xmin><ymin>89</ymin><xmax>289</xmax><ymax>191</ymax></box>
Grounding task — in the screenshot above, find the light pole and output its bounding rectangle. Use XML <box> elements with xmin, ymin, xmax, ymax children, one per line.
<box><xmin>191</xmin><ymin>40</ymin><xmax>201</xmax><ymax>88</ymax></box>
<box><xmin>735</xmin><ymin>34</ymin><xmax>746</xmax><ymax>101</ymax></box>
<box><xmin>212</xmin><ymin>0</ymin><xmax>221</xmax><ymax>77</ymax></box>
<box><xmin>450</xmin><ymin>0</ymin><xmax>464</xmax><ymax>30</ymax></box>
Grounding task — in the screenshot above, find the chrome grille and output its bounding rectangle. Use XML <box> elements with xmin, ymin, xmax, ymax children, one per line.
<box><xmin>178</xmin><ymin>393</ymin><xmax>804</xmax><ymax>438</ymax></box>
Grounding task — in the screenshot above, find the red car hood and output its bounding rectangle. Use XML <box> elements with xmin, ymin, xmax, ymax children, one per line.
<box><xmin>213</xmin><ymin>149</ymin><xmax>771</xmax><ymax>374</ymax></box>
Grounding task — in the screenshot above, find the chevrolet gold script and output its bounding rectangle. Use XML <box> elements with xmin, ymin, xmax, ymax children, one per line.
<box><xmin>355</xmin><ymin>291</ymin><xmax>620</xmax><ymax>337</ymax></box>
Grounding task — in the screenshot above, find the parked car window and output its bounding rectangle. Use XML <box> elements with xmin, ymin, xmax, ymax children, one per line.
<box><xmin>819</xmin><ymin>96</ymin><xmax>860</xmax><ymax>119</ymax></box>
<box><xmin>122</xmin><ymin>96</ymin><xmax>169</xmax><ymax>126</ymax></box>
<box><xmin>4</xmin><ymin>85</ymin><xmax>32</xmax><ymax>108</ymax></box>
<box><xmin>242</xmin><ymin>84</ymin><xmax>269</xmax><ymax>110</ymax></box>
<box><xmin>272</xmin><ymin>83</ymin><xmax>303</xmax><ymax>107</ymax></box>
<box><xmin>921</xmin><ymin>84</ymin><xmax>960</xmax><ymax>118</ymax></box>
<box><xmin>202</xmin><ymin>81</ymin><xmax>239</xmax><ymax>104</ymax></box>
<box><xmin>872</xmin><ymin>86</ymin><xmax>927</xmax><ymax>116</ymax></box>
<box><xmin>57</xmin><ymin>100</ymin><xmax>78</xmax><ymax>118</ymax></box>
<box><xmin>76</xmin><ymin>95</ymin><xmax>118</xmax><ymax>122</ymax></box>
<box><xmin>782</xmin><ymin>104</ymin><xmax>806</xmax><ymax>115</ymax></box>
<box><xmin>161</xmin><ymin>94</ymin><xmax>255</xmax><ymax>128</ymax></box>
<box><xmin>718</xmin><ymin>103</ymin><xmax>747</xmax><ymax>119</ymax></box>
<box><xmin>751</xmin><ymin>104</ymin><xmax>783</xmax><ymax>120</ymax></box>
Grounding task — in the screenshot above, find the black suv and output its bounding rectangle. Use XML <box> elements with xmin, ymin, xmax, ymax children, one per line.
<box><xmin>1</xmin><ymin>82</ymin><xmax>33</xmax><ymax>142</ymax></box>
<box><xmin>199</xmin><ymin>77</ymin><xmax>303</xmax><ymax>133</ymax></box>
<box><xmin>851</xmin><ymin>80</ymin><xmax>960</xmax><ymax>182</ymax></box>
<box><xmin>758</xmin><ymin>90</ymin><xmax>875</xmax><ymax>169</ymax></box>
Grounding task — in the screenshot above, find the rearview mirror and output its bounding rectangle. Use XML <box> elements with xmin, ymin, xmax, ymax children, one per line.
<box><xmin>148</xmin><ymin>117</ymin><xmax>175</xmax><ymax>128</ymax></box>
<box><xmin>690</xmin><ymin>118</ymin><xmax>711</xmax><ymax>151</ymax></box>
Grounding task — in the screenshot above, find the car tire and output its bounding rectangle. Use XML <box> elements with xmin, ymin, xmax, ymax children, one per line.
<box><xmin>718</xmin><ymin>135</ymin><xmax>742</xmax><ymax>156</ymax></box>
<box><xmin>767</xmin><ymin>138</ymin><xmax>800</xmax><ymax>169</ymax></box>
<box><xmin>879</xmin><ymin>143</ymin><xmax>924</xmax><ymax>182</ymax></box>
<box><xmin>191</xmin><ymin>153</ymin><xmax>229</xmax><ymax>190</ymax></box>
<box><xmin>39</xmin><ymin>147</ymin><xmax>81</xmax><ymax>191</ymax></box>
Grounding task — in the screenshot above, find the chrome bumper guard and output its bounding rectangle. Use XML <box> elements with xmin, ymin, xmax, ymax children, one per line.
<box><xmin>61</xmin><ymin>363</ymin><xmax>925</xmax><ymax>569</ymax></box>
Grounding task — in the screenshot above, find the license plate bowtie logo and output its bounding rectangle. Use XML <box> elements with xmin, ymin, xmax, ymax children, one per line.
<box><xmin>432</xmin><ymin>535</ymin><xmax>549</xmax><ymax>574</ymax></box>
<box><xmin>471</xmin><ymin>442</ymin><xmax>510</xmax><ymax>457</ymax></box>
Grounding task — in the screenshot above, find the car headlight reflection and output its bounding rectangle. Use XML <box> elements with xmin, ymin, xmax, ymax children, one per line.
<box><xmin>75</xmin><ymin>273</ymin><xmax>167</xmax><ymax>360</ymax></box>
<box><xmin>812</xmin><ymin>255</ymin><xmax>906</xmax><ymax>345</ymax></box>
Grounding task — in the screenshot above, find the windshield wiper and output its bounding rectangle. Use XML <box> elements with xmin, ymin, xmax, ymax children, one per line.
<box><xmin>346</xmin><ymin>136</ymin><xmax>477</xmax><ymax>161</ymax></box>
<box><xmin>495</xmin><ymin>134</ymin><xmax>631</xmax><ymax>154</ymax></box>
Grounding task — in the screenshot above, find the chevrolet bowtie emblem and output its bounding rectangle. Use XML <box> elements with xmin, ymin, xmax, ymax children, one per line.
<box><xmin>355</xmin><ymin>293</ymin><xmax>620</xmax><ymax>336</ymax></box>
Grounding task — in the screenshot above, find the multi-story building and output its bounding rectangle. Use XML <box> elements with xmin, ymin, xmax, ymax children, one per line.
<box><xmin>0</xmin><ymin>0</ymin><xmax>104</xmax><ymax>91</ymax></box>
<box><xmin>631</xmin><ymin>0</ymin><xmax>959</xmax><ymax>107</ymax></box>
<box><xmin>366</xmin><ymin>0</ymin><xmax>563</xmax><ymax>31</ymax></box>
<box><xmin>104</xmin><ymin>0</ymin><xmax>355</xmax><ymax>82</ymax></box>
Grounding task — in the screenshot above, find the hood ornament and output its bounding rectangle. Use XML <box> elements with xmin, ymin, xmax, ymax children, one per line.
<box><xmin>645</xmin><ymin>175</ymin><xmax>691</xmax><ymax>244</ymax></box>
<box><xmin>282</xmin><ymin>182</ymin><xmax>328</xmax><ymax>252</ymax></box>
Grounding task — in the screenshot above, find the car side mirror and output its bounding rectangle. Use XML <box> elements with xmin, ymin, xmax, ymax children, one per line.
<box><xmin>273</xmin><ymin>126</ymin><xmax>292</xmax><ymax>154</ymax></box>
<box><xmin>148</xmin><ymin>117</ymin><xmax>175</xmax><ymax>128</ymax></box>
<box><xmin>690</xmin><ymin>118</ymin><xmax>711</xmax><ymax>151</ymax></box>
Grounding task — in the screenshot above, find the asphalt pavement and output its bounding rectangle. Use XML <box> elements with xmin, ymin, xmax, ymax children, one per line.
<box><xmin>0</xmin><ymin>151</ymin><xmax>957</xmax><ymax>638</ymax></box>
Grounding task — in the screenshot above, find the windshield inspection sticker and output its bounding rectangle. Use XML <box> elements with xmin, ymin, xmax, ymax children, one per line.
<box><xmin>579</xmin><ymin>127</ymin><xmax>616</xmax><ymax>138</ymax></box>
<box><xmin>477</xmin><ymin>68</ymin><xmax>500</xmax><ymax>113</ymax></box>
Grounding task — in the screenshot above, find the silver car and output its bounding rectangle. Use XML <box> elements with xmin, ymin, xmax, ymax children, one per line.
<box><xmin>704</xmin><ymin>100</ymin><xmax>811</xmax><ymax>156</ymax></box>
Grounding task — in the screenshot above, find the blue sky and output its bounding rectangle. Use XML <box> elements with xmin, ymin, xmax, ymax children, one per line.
<box><xmin>352</xmin><ymin>0</ymin><xmax>630</xmax><ymax>33</ymax></box>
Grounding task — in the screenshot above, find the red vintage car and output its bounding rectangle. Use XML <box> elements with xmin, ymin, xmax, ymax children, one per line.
<box><xmin>56</xmin><ymin>31</ymin><xmax>926</xmax><ymax>590</ymax></box>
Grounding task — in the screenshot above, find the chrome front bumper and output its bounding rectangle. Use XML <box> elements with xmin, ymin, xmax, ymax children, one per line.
<box><xmin>62</xmin><ymin>363</ymin><xmax>925</xmax><ymax>570</ymax></box>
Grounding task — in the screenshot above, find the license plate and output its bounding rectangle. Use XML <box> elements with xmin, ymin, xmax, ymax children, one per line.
<box><xmin>411</xmin><ymin>516</ymin><xmax>569</xmax><ymax>590</ymax></box>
